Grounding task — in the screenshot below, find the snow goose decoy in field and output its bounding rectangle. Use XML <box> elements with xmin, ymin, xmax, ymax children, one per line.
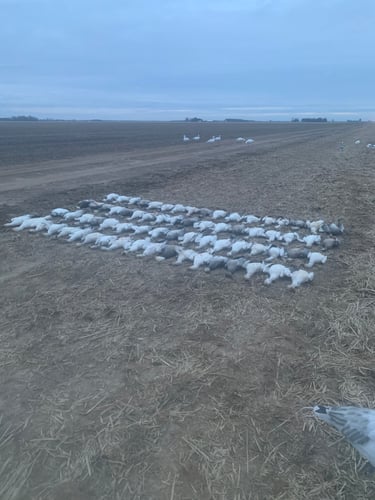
<box><xmin>281</xmin><ymin>232</ymin><xmax>301</xmax><ymax>244</ymax></box>
<box><xmin>149</xmin><ymin>227</ymin><xmax>170</xmax><ymax>240</ymax></box>
<box><xmin>286</xmin><ymin>247</ymin><xmax>309</xmax><ymax>259</ymax></box>
<box><xmin>171</xmin><ymin>204</ymin><xmax>188</xmax><ymax>214</ymax></box>
<box><xmin>13</xmin><ymin>217</ymin><xmax>49</xmax><ymax>232</ymax></box>
<box><xmin>133</xmin><ymin>225</ymin><xmax>152</xmax><ymax>235</ymax></box>
<box><xmin>245</xmin><ymin>138</ymin><xmax>254</xmax><ymax>144</ymax></box>
<box><xmin>193</xmin><ymin>134</ymin><xmax>200</xmax><ymax>141</ymax></box>
<box><xmin>205</xmin><ymin>255</ymin><xmax>228</xmax><ymax>271</ymax></box>
<box><xmin>103</xmin><ymin>237</ymin><xmax>132</xmax><ymax>251</ymax></box>
<box><xmin>236</xmin><ymin>137</ymin><xmax>246</xmax><ymax>142</ymax></box>
<box><xmin>183</xmin><ymin>134</ymin><xmax>190</xmax><ymax>142</ymax></box>
<box><xmin>67</xmin><ymin>227</ymin><xmax>93</xmax><ymax>242</ymax></box>
<box><xmin>104</xmin><ymin>193</ymin><xmax>120</xmax><ymax>202</ymax></box>
<box><xmin>306</xmin><ymin>252</ymin><xmax>327</xmax><ymax>267</ymax></box>
<box><xmin>128</xmin><ymin>197</ymin><xmax>142</xmax><ymax>205</ymax></box>
<box><xmin>45</xmin><ymin>223</ymin><xmax>68</xmax><ymax>236</ymax></box>
<box><xmin>327</xmin><ymin>221</ymin><xmax>344</xmax><ymax>235</ymax></box>
<box><xmin>99</xmin><ymin>218</ymin><xmax>120</xmax><ymax>230</ymax></box>
<box><xmin>206</xmin><ymin>136</ymin><xmax>216</xmax><ymax>143</ymax></box>
<box><xmin>115</xmin><ymin>222</ymin><xmax>134</xmax><ymax>234</ymax></box>
<box><xmin>174</xmin><ymin>248</ymin><xmax>197</xmax><ymax>265</ymax></box>
<box><xmin>128</xmin><ymin>238</ymin><xmax>151</xmax><ymax>253</ymax></box>
<box><xmin>212</xmin><ymin>238</ymin><xmax>232</xmax><ymax>253</ymax></box>
<box><xmin>213</xmin><ymin>222</ymin><xmax>231</xmax><ymax>234</ymax></box>
<box><xmin>130</xmin><ymin>210</ymin><xmax>146</xmax><ymax>220</ymax></box>
<box><xmin>5</xmin><ymin>214</ymin><xmax>32</xmax><ymax>227</ymax></box>
<box><xmin>108</xmin><ymin>206</ymin><xmax>134</xmax><ymax>217</ymax></box>
<box><xmin>244</xmin><ymin>262</ymin><xmax>266</xmax><ymax>280</ymax></box>
<box><xmin>354</xmin><ymin>139</ymin><xmax>361</xmax><ymax>145</ymax></box>
<box><xmin>322</xmin><ymin>237</ymin><xmax>340</xmax><ymax>250</ymax></box>
<box><xmin>225</xmin><ymin>257</ymin><xmax>247</xmax><ymax>274</ymax></box>
<box><xmin>156</xmin><ymin>245</ymin><xmax>178</xmax><ymax>260</ymax></box>
<box><xmin>179</xmin><ymin>231</ymin><xmax>199</xmax><ymax>246</ymax></box>
<box><xmin>212</xmin><ymin>210</ymin><xmax>227</xmax><ymax>219</ymax></box>
<box><xmin>244</xmin><ymin>215</ymin><xmax>261</xmax><ymax>224</ymax></box>
<box><xmin>92</xmin><ymin>235</ymin><xmax>117</xmax><ymax>248</ymax></box>
<box><xmin>263</xmin><ymin>264</ymin><xmax>291</xmax><ymax>285</ymax></box>
<box><xmin>302</xmin><ymin>234</ymin><xmax>321</xmax><ymax>247</ymax></box>
<box><xmin>247</xmin><ymin>227</ymin><xmax>266</xmax><ymax>238</ymax></box>
<box><xmin>313</xmin><ymin>405</ymin><xmax>375</xmax><ymax>468</ymax></box>
<box><xmin>307</xmin><ymin>219</ymin><xmax>325</xmax><ymax>234</ymax></box>
<box><xmin>288</xmin><ymin>270</ymin><xmax>314</xmax><ymax>288</ymax></box>
<box><xmin>165</xmin><ymin>229</ymin><xmax>184</xmax><ymax>241</ymax></box>
<box><xmin>140</xmin><ymin>242</ymin><xmax>164</xmax><ymax>257</ymax></box>
<box><xmin>160</xmin><ymin>203</ymin><xmax>175</xmax><ymax>212</ymax></box>
<box><xmin>116</xmin><ymin>195</ymin><xmax>131</xmax><ymax>203</ymax></box>
<box><xmin>57</xmin><ymin>226</ymin><xmax>80</xmax><ymax>238</ymax></box>
<box><xmin>197</xmin><ymin>234</ymin><xmax>217</xmax><ymax>249</ymax></box>
<box><xmin>250</xmin><ymin>243</ymin><xmax>270</xmax><ymax>256</ymax></box>
<box><xmin>229</xmin><ymin>240</ymin><xmax>252</xmax><ymax>256</ymax></box>
<box><xmin>266</xmin><ymin>246</ymin><xmax>285</xmax><ymax>261</ymax></box>
<box><xmin>148</xmin><ymin>201</ymin><xmax>164</xmax><ymax>210</ymax></box>
<box><xmin>63</xmin><ymin>209</ymin><xmax>84</xmax><ymax>221</ymax></box>
<box><xmin>51</xmin><ymin>208</ymin><xmax>70</xmax><ymax>217</ymax></box>
<box><xmin>265</xmin><ymin>229</ymin><xmax>282</xmax><ymax>242</ymax></box>
<box><xmin>81</xmin><ymin>232</ymin><xmax>104</xmax><ymax>245</ymax></box>
<box><xmin>189</xmin><ymin>252</ymin><xmax>213</xmax><ymax>270</ymax></box>
<box><xmin>225</xmin><ymin>212</ymin><xmax>242</xmax><ymax>223</ymax></box>
<box><xmin>231</xmin><ymin>224</ymin><xmax>247</xmax><ymax>235</ymax></box>
<box><xmin>262</xmin><ymin>216</ymin><xmax>277</xmax><ymax>226</ymax></box>
<box><xmin>194</xmin><ymin>220</ymin><xmax>215</xmax><ymax>231</ymax></box>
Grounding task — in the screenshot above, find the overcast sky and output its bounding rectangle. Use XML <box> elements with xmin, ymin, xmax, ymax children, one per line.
<box><xmin>1</xmin><ymin>0</ymin><xmax>374</xmax><ymax>120</ymax></box>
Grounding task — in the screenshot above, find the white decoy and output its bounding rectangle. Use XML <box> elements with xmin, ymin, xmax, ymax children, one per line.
<box><xmin>67</xmin><ymin>227</ymin><xmax>93</xmax><ymax>242</ymax></box>
<box><xmin>197</xmin><ymin>234</ymin><xmax>217</xmax><ymax>249</ymax></box>
<box><xmin>140</xmin><ymin>213</ymin><xmax>156</xmax><ymax>224</ymax></box>
<box><xmin>116</xmin><ymin>195</ymin><xmax>131</xmax><ymax>203</ymax></box>
<box><xmin>194</xmin><ymin>220</ymin><xmax>215</xmax><ymax>231</ymax></box>
<box><xmin>266</xmin><ymin>246</ymin><xmax>285</xmax><ymax>261</ymax></box>
<box><xmin>281</xmin><ymin>232</ymin><xmax>301</xmax><ymax>244</ymax></box>
<box><xmin>57</xmin><ymin>226</ymin><xmax>79</xmax><ymax>238</ymax></box>
<box><xmin>276</xmin><ymin>217</ymin><xmax>290</xmax><ymax>227</ymax></box>
<box><xmin>81</xmin><ymin>232</ymin><xmax>103</xmax><ymax>245</ymax></box>
<box><xmin>303</xmin><ymin>234</ymin><xmax>321</xmax><ymax>247</ymax></box>
<box><xmin>207</xmin><ymin>136</ymin><xmax>216</xmax><ymax>143</ymax></box>
<box><xmin>149</xmin><ymin>227</ymin><xmax>169</xmax><ymax>240</ymax></box>
<box><xmin>214</xmin><ymin>135</ymin><xmax>221</xmax><ymax>141</ymax></box>
<box><xmin>154</xmin><ymin>214</ymin><xmax>172</xmax><ymax>224</ymax></box>
<box><xmin>45</xmin><ymin>223</ymin><xmax>68</xmax><ymax>236</ymax></box>
<box><xmin>5</xmin><ymin>214</ymin><xmax>32</xmax><ymax>227</ymax></box>
<box><xmin>183</xmin><ymin>134</ymin><xmax>190</xmax><ymax>142</ymax></box>
<box><xmin>133</xmin><ymin>225</ymin><xmax>151</xmax><ymax>235</ymax></box>
<box><xmin>236</xmin><ymin>137</ymin><xmax>246</xmax><ymax>142</ymax></box>
<box><xmin>103</xmin><ymin>237</ymin><xmax>132</xmax><ymax>251</ymax></box>
<box><xmin>212</xmin><ymin>210</ymin><xmax>227</xmax><ymax>219</ymax></box>
<box><xmin>264</xmin><ymin>264</ymin><xmax>292</xmax><ymax>285</ymax></box>
<box><xmin>354</xmin><ymin>139</ymin><xmax>361</xmax><ymax>145</ymax></box>
<box><xmin>288</xmin><ymin>270</ymin><xmax>314</xmax><ymax>288</ymax></box>
<box><xmin>306</xmin><ymin>252</ymin><xmax>327</xmax><ymax>267</ymax></box>
<box><xmin>13</xmin><ymin>217</ymin><xmax>49</xmax><ymax>231</ymax></box>
<box><xmin>29</xmin><ymin>218</ymin><xmax>52</xmax><ymax>232</ymax></box>
<box><xmin>128</xmin><ymin>197</ymin><xmax>142</xmax><ymax>205</ymax></box>
<box><xmin>172</xmin><ymin>204</ymin><xmax>187</xmax><ymax>213</ymax></box>
<box><xmin>165</xmin><ymin>229</ymin><xmax>184</xmax><ymax>241</ymax></box>
<box><xmin>212</xmin><ymin>238</ymin><xmax>232</xmax><ymax>253</ymax></box>
<box><xmin>115</xmin><ymin>222</ymin><xmax>134</xmax><ymax>233</ymax></box>
<box><xmin>250</xmin><ymin>243</ymin><xmax>270</xmax><ymax>256</ymax></box>
<box><xmin>51</xmin><ymin>208</ymin><xmax>69</xmax><ymax>217</ymax></box>
<box><xmin>179</xmin><ymin>231</ymin><xmax>199</xmax><ymax>245</ymax></box>
<box><xmin>189</xmin><ymin>252</ymin><xmax>213</xmax><ymax>270</ymax></box>
<box><xmin>265</xmin><ymin>230</ymin><xmax>282</xmax><ymax>242</ymax></box>
<box><xmin>247</xmin><ymin>227</ymin><xmax>266</xmax><ymax>238</ymax></box>
<box><xmin>128</xmin><ymin>238</ymin><xmax>151</xmax><ymax>252</ymax></box>
<box><xmin>225</xmin><ymin>212</ymin><xmax>242</xmax><ymax>223</ymax></box>
<box><xmin>93</xmin><ymin>235</ymin><xmax>117</xmax><ymax>248</ymax></box>
<box><xmin>193</xmin><ymin>134</ymin><xmax>200</xmax><ymax>141</ymax></box>
<box><xmin>307</xmin><ymin>220</ymin><xmax>325</xmax><ymax>234</ymax></box>
<box><xmin>245</xmin><ymin>138</ymin><xmax>254</xmax><ymax>144</ymax></box>
<box><xmin>148</xmin><ymin>201</ymin><xmax>164</xmax><ymax>210</ymax></box>
<box><xmin>229</xmin><ymin>240</ymin><xmax>252</xmax><ymax>256</ymax></box>
<box><xmin>244</xmin><ymin>215</ymin><xmax>260</xmax><ymax>224</ymax></box>
<box><xmin>174</xmin><ymin>248</ymin><xmax>197</xmax><ymax>265</ymax></box>
<box><xmin>161</xmin><ymin>203</ymin><xmax>175</xmax><ymax>212</ymax></box>
<box><xmin>231</xmin><ymin>224</ymin><xmax>247</xmax><ymax>235</ymax></box>
<box><xmin>104</xmin><ymin>193</ymin><xmax>120</xmax><ymax>202</ymax></box>
<box><xmin>213</xmin><ymin>222</ymin><xmax>230</xmax><ymax>233</ymax></box>
<box><xmin>108</xmin><ymin>206</ymin><xmax>133</xmax><ymax>216</ymax></box>
<box><xmin>63</xmin><ymin>210</ymin><xmax>84</xmax><ymax>221</ymax></box>
<box><xmin>99</xmin><ymin>218</ymin><xmax>120</xmax><ymax>230</ymax></box>
<box><xmin>313</xmin><ymin>405</ymin><xmax>375</xmax><ymax>468</ymax></box>
<box><xmin>78</xmin><ymin>213</ymin><xmax>98</xmax><ymax>225</ymax></box>
<box><xmin>141</xmin><ymin>242</ymin><xmax>165</xmax><ymax>257</ymax></box>
<box><xmin>244</xmin><ymin>262</ymin><xmax>265</xmax><ymax>280</ymax></box>
<box><xmin>130</xmin><ymin>210</ymin><xmax>145</xmax><ymax>220</ymax></box>
<box><xmin>262</xmin><ymin>216</ymin><xmax>277</xmax><ymax>226</ymax></box>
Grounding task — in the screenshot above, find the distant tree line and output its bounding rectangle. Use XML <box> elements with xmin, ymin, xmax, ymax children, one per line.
<box><xmin>185</xmin><ymin>117</ymin><xmax>204</xmax><ymax>122</ymax></box>
<box><xmin>292</xmin><ymin>117</ymin><xmax>328</xmax><ymax>123</ymax></box>
<box><xmin>0</xmin><ymin>115</ymin><xmax>39</xmax><ymax>121</ymax></box>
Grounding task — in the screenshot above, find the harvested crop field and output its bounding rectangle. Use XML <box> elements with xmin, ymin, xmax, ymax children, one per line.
<box><xmin>1</xmin><ymin>120</ymin><xmax>375</xmax><ymax>500</ymax></box>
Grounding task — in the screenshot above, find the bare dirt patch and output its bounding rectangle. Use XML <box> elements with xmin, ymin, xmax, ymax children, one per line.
<box><xmin>1</xmin><ymin>121</ymin><xmax>375</xmax><ymax>499</ymax></box>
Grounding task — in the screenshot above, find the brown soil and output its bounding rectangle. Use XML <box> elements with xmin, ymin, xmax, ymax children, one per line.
<box><xmin>1</xmin><ymin>121</ymin><xmax>375</xmax><ymax>500</ymax></box>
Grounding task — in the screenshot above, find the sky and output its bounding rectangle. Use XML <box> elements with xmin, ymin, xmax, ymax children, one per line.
<box><xmin>1</xmin><ymin>0</ymin><xmax>375</xmax><ymax>121</ymax></box>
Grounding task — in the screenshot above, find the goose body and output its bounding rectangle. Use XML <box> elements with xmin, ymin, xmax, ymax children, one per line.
<box><xmin>212</xmin><ymin>238</ymin><xmax>232</xmax><ymax>253</ymax></box>
<box><xmin>265</xmin><ymin>230</ymin><xmax>281</xmax><ymax>242</ymax></box>
<box><xmin>189</xmin><ymin>252</ymin><xmax>213</xmax><ymax>270</ymax></box>
<box><xmin>244</xmin><ymin>262</ymin><xmax>265</xmax><ymax>280</ymax></box>
<box><xmin>63</xmin><ymin>210</ymin><xmax>84</xmax><ymax>221</ymax></box>
<box><xmin>197</xmin><ymin>234</ymin><xmax>217</xmax><ymax>249</ymax></box>
<box><xmin>266</xmin><ymin>246</ymin><xmax>285</xmax><ymax>261</ymax></box>
<box><xmin>250</xmin><ymin>243</ymin><xmax>270</xmax><ymax>256</ymax></box>
<box><xmin>289</xmin><ymin>270</ymin><xmax>314</xmax><ymax>288</ymax></box>
<box><xmin>244</xmin><ymin>215</ymin><xmax>260</xmax><ymax>224</ymax></box>
<box><xmin>51</xmin><ymin>208</ymin><xmax>69</xmax><ymax>217</ymax></box>
<box><xmin>313</xmin><ymin>405</ymin><xmax>375</xmax><ymax>467</ymax></box>
<box><xmin>183</xmin><ymin>134</ymin><xmax>190</xmax><ymax>142</ymax></box>
<box><xmin>115</xmin><ymin>223</ymin><xmax>134</xmax><ymax>234</ymax></box>
<box><xmin>247</xmin><ymin>227</ymin><xmax>266</xmax><ymax>238</ymax></box>
<box><xmin>99</xmin><ymin>218</ymin><xmax>119</xmax><ymax>230</ymax></box>
<box><xmin>264</xmin><ymin>264</ymin><xmax>291</xmax><ymax>285</ymax></box>
<box><xmin>303</xmin><ymin>234</ymin><xmax>321</xmax><ymax>247</ymax></box>
<box><xmin>213</xmin><ymin>222</ymin><xmax>230</xmax><ymax>233</ymax></box>
<box><xmin>5</xmin><ymin>214</ymin><xmax>32</xmax><ymax>227</ymax></box>
<box><xmin>148</xmin><ymin>201</ymin><xmax>164</xmax><ymax>210</ymax></box>
<box><xmin>67</xmin><ymin>228</ymin><xmax>92</xmax><ymax>242</ymax></box>
<box><xmin>229</xmin><ymin>240</ymin><xmax>252</xmax><ymax>256</ymax></box>
<box><xmin>212</xmin><ymin>210</ymin><xmax>227</xmax><ymax>220</ymax></box>
<box><xmin>174</xmin><ymin>248</ymin><xmax>197</xmax><ymax>265</ymax></box>
<box><xmin>180</xmin><ymin>231</ymin><xmax>199</xmax><ymax>245</ymax></box>
<box><xmin>306</xmin><ymin>252</ymin><xmax>327</xmax><ymax>267</ymax></box>
<box><xmin>225</xmin><ymin>212</ymin><xmax>242</xmax><ymax>223</ymax></box>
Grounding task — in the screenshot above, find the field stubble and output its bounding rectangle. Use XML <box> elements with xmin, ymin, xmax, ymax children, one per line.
<box><xmin>1</xmin><ymin>121</ymin><xmax>375</xmax><ymax>499</ymax></box>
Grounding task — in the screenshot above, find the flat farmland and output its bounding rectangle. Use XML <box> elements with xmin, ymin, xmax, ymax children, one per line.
<box><xmin>1</xmin><ymin>121</ymin><xmax>375</xmax><ymax>500</ymax></box>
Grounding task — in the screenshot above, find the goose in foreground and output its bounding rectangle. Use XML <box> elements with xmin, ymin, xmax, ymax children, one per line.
<box><xmin>303</xmin><ymin>234</ymin><xmax>321</xmax><ymax>247</ymax></box>
<box><xmin>244</xmin><ymin>262</ymin><xmax>265</xmax><ymax>280</ymax></box>
<box><xmin>306</xmin><ymin>252</ymin><xmax>327</xmax><ymax>267</ymax></box>
<box><xmin>288</xmin><ymin>270</ymin><xmax>314</xmax><ymax>288</ymax></box>
<box><xmin>313</xmin><ymin>405</ymin><xmax>375</xmax><ymax>468</ymax></box>
<box><xmin>5</xmin><ymin>214</ymin><xmax>32</xmax><ymax>227</ymax></box>
<box><xmin>13</xmin><ymin>217</ymin><xmax>50</xmax><ymax>231</ymax></box>
<box><xmin>212</xmin><ymin>210</ymin><xmax>227</xmax><ymax>220</ymax></box>
<box><xmin>322</xmin><ymin>237</ymin><xmax>340</xmax><ymax>250</ymax></box>
<box><xmin>264</xmin><ymin>264</ymin><xmax>291</xmax><ymax>285</ymax></box>
<box><xmin>51</xmin><ymin>208</ymin><xmax>69</xmax><ymax>217</ymax></box>
<box><xmin>189</xmin><ymin>252</ymin><xmax>213</xmax><ymax>270</ymax></box>
<box><xmin>174</xmin><ymin>248</ymin><xmax>197</xmax><ymax>265</ymax></box>
<box><xmin>183</xmin><ymin>134</ymin><xmax>190</xmax><ymax>142</ymax></box>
